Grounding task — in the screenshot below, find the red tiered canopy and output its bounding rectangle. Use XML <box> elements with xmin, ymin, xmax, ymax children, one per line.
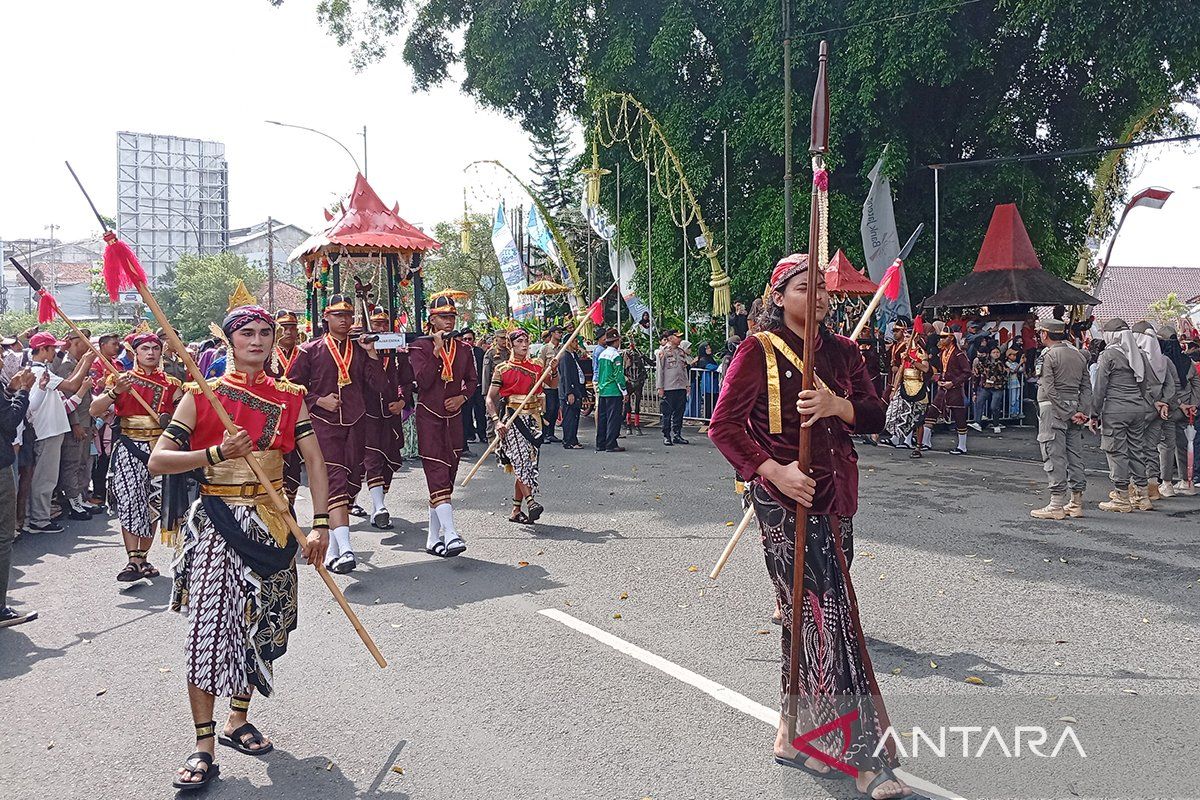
<box><xmin>290</xmin><ymin>173</ymin><xmax>441</xmax><ymax>262</ymax></box>
<box><xmin>825</xmin><ymin>249</ymin><xmax>879</xmax><ymax>296</ymax></box>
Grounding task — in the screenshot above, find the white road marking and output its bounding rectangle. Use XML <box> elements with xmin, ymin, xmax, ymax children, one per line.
<box><xmin>539</xmin><ymin>607</ymin><xmax>966</xmax><ymax>800</ymax></box>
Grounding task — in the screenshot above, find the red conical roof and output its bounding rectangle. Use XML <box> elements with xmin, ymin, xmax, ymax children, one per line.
<box><xmin>973</xmin><ymin>203</ymin><xmax>1041</xmax><ymax>272</ymax></box>
<box><xmin>825</xmin><ymin>249</ymin><xmax>879</xmax><ymax>296</ymax></box>
<box><xmin>290</xmin><ymin>173</ymin><xmax>441</xmax><ymax>261</ymax></box>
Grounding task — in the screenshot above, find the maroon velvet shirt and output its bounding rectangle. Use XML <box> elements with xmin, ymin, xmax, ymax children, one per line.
<box><xmin>287</xmin><ymin>334</ymin><xmax>386</xmax><ymax>427</ymax></box>
<box><xmin>708</xmin><ymin>325</ymin><xmax>886</xmax><ymax>516</ymax></box>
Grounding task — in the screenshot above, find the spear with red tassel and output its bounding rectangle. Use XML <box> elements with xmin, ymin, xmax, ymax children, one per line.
<box><xmin>66</xmin><ymin>162</ymin><xmax>387</xmax><ymax>669</ymax></box>
<box><xmin>8</xmin><ymin>255</ymin><xmax>157</xmax><ymax>418</ymax></box>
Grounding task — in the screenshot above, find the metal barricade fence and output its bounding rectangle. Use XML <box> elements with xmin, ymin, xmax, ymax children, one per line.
<box><xmin>628</xmin><ymin>366</ymin><xmax>724</xmax><ymax>424</ymax></box>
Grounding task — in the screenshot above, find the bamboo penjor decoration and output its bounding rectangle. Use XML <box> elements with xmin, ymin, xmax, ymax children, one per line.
<box><xmin>66</xmin><ymin>162</ymin><xmax>387</xmax><ymax>669</ymax></box>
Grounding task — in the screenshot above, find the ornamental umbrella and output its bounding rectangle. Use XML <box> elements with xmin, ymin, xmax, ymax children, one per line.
<box><xmin>519</xmin><ymin>280</ymin><xmax>571</xmax><ymax>322</ymax></box>
<box><xmin>428</xmin><ymin>288</ymin><xmax>470</xmax><ymax>301</ymax></box>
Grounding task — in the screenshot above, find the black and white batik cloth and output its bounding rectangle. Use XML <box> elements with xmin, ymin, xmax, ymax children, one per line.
<box><xmin>884</xmin><ymin>392</ymin><xmax>926</xmax><ymax>441</ymax></box>
<box><xmin>170</xmin><ymin>500</ymin><xmax>298</xmax><ymax>698</ymax></box>
<box><xmin>108</xmin><ymin>438</ymin><xmax>161</xmax><ymax>537</ymax></box>
<box><xmin>747</xmin><ymin>482</ymin><xmax>897</xmax><ymax>772</ymax></box>
<box><xmin>497</xmin><ymin>411</ymin><xmax>540</xmax><ymax>492</ymax></box>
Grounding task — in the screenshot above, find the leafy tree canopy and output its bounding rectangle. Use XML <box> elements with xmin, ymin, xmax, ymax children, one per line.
<box><xmin>169</xmin><ymin>252</ymin><xmax>265</xmax><ymax>340</ymax></box>
<box><xmin>279</xmin><ymin>0</ymin><xmax>1200</xmax><ymax>315</ymax></box>
<box><xmin>427</xmin><ymin>214</ymin><xmax>510</xmax><ymax>323</ymax></box>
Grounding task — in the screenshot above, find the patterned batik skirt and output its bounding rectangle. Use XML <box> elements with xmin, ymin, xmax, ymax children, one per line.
<box><xmin>170</xmin><ymin>499</ymin><xmax>298</xmax><ymax>698</ymax></box>
<box><xmin>496</xmin><ymin>411</ymin><xmax>540</xmax><ymax>493</ymax></box>
<box><xmin>108</xmin><ymin>437</ymin><xmax>161</xmax><ymax>538</ymax></box>
<box><xmin>884</xmin><ymin>392</ymin><xmax>926</xmax><ymax>440</ymax></box>
<box><xmin>747</xmin><ymin>482</ymin><xmax>897</xmax><ymax>771</ymax></box>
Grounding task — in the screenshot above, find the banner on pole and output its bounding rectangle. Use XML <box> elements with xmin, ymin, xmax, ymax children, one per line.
<box><xmin>492</xmin><ymin>201</ymin><xmax>534</xmax><ymax>320</ymax></box>
<box><xmin>580</xmin><ymin>194</ymin><xmax>651</xmax><ymax>323</ymax></box>
<box><xmin>526</xmin><ymin>204</ymin><xmax>578</xmax><ymax>312</ymax></box>
<box><xmin>860</xmin><ymin>147</ymin><xmax>912</xmax><ymax>330</ymax></box>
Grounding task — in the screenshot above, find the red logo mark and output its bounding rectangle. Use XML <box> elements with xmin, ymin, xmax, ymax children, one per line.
<box><xmin>792</xmin><ymin>709</ymin><xmax>860</xmax><ymax>778</ymax></box>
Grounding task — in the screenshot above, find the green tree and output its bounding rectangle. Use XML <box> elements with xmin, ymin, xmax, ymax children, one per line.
<box><xmin>171</xmin><ymin>252</ymin><xmax>265</xmax><ymax>340</ymax></box>
<box><xmin>427</xmin><ymin>215</ymin><xmax>509</xmax><ymax>323</ymax></box>
<box><xmin>281</xmin><ymin>0</ymin><xmax>1200</xmax><ymax>313</ymax></box>
<box><xmin>1148</xmin><ymin>293</ymin><xmax>1191</xmax><ymax>326</ymax></box>
<box><xmin>530</xmin><ymin>117</ymin><xmax>576</xmax><ymax>211</ymax></box>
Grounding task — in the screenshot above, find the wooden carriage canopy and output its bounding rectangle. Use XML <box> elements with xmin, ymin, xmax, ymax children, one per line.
<box><xmin>920</xmin><ymin>203</ymin><xmax>1099</xmax><ymax>314</ymax></box>
<box><xmin>290</xmin><ymin>173</ymin><xmax>441</xmax><ymax>333</ymax></box>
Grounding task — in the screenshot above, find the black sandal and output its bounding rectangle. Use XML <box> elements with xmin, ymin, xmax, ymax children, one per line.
<box><xmin>219</xmin><ymin>722</ymin><xmax>273</xmax><ymax>756</ymax></box>
<box><xmin>140</xmin><ymin>561</ymin><xmax>160</xmax><ymax>578</ymax></box>
<box><xmin>857</xmin><ymin>766</ymin><xmax>920</xmax><ymax>799</ymax></box>
<box><xmin>173</xmin><ymin>721</ymin><xmax>219</xmax><ymax>791</ymax></box>
<box><xmin>443</xmin><ymin>535</ymin><xmax>467</xmax><ymax>558</ymax></box>
<box><xmin>526</xmin><ymin>500</ymin><xmax>544</xmax><ymax>523</ymax></box>
<box><xmin>117</xmin><ymin>557</ymin><xmax>143</xmax><ymax>583</ymax></box>
<box><xmin>508</xmin><ymin>512</ymin><xmax>531</xmax><ymax>524</ymax></box>
<box><xmin>425</xmin><ymin>541</ymin><xmax>447</xmax><ymax>557</ymax></box>
<box><xmin>774</xmin><ymin>751</ymin><xmax>843</xmax><ymax>778</ymax></box>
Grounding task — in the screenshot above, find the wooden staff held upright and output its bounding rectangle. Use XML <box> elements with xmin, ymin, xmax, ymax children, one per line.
<box><xmin>66</xmin><ymin>162</ymin><xmax>387</xmax><ymax>669</ymax></box>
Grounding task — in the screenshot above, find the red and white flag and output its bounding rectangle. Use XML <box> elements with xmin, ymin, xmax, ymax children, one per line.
<box><xmin>1128</xmin><ymin>186</ymin><xmax>1172</xmax><ymax>211</ymax></box>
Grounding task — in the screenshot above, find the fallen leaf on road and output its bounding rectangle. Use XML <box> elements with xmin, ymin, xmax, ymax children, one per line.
<box><xmin>878</xmin><ymin>574</ymin><xmax>886</xmax><ymax>581</ymax></box>
<box><xmin>930</xmin><ymin>660</ymin><xmax>938</xmax><ymax>669</ymax></box>
<box><xmin>1058</xmin><ymin>716</ymin><xmax>1078</xmax><ymax>724</ymax></box>
<box><xmin>325</xmin><ymin>761</ymin><xmax>334</xmax><ymax>771</ymax></box>
<box><xmin>936</xmin><ymin>589</ymin><xmax>945</xmax><ymax>596</ymax></box>
<box><xmin>1126</xmin><ymin>554</ymin><xmax>1140</xmax><ymax>560</ymax></box>
<box><xmin>756</xmin><ymin>629</ymin><xmax>770</xmax><ymax>635</ymax></box>
<box><xmin>47</xmin><ymin>741</ymin><xmax>54</xmax><ymax>750</ymax></box>
<box><xmin>891</xmin><ymin>668</ymin><xmax>902</xmax><ymax>675</ymax></box>
<box><xmin>1122</xmin><ymin>689</ymin><xmax>1138</xmax><ymax>695</ymax></box>
<box><xmin>982</xmin><ymin>558</ymin><xmax>994</xmax><ymax>564</ymax></box>
<box><xmin>725</xmin><ymin>521</ymin><xmax>734</xmax><ymax>526</ymax></box>
<box><xmin>687</xmin><ymin>565</ymin><xmax>699</xmax><ymax>572</ymax></box>
<box><xmin>1055</xmin><ymin>640</ymin><xmax>1067</xmax><ymax>644</ymax></box>
<box><xmin>619</xmin><ymin>592</ymin><xmax>629</xmax><ymax>600</ymax></box>
<box><xmin>1141</xmin><ymin>618</ymin><xmax>1149</xmax><ymax>624</ymax></box>
<box><xmin>517</xmin><ymin>561</ymin><xmax>529</xmax><ymax>568</ymax></box>
<box><xmin>966</xmin><ymin>554</ymin><xmax>977</xmax><ymax>558</ymax></box>
<box><xmin>159</xmin><ymin>667</ymin><xmax>171</xmax><ymax>673</ymax></box>
<box><xmin>459</xmin><ymin>581</ymin><xmax>468</xmax><ymax>586</ymax></box>
<box><xmin>391</xmin><ymin>766</ymin><xmax>404</xmax><ymax>775</ymax></box>
<box><xmin>1060</xmin><ymin>557</ymin><xmax>1069</xmax><ymax>564</ymax></box>
<box><xmin>537</xmin><ymin>550</ymin><xmax>544</xmax><ymax>555</ymax></box>
<box><xmin>964</xmin><ymin>676</ymin><xmax>985</xmax><ymax>686</ymax></box>
<box><xmin>391</xmin><ymin>624</ymin><xmax>402</xmax><ymax>629</ymax></box>
<box><xmin>1044</xmin><ymin>558</ymin><xmax>1051</xmax><ymax>563</ymax></box>
<box><xmin>96</xmin><ymin>689</ymin><xmax>107</xmax><ymax>696</ymax></box>
<box><xmin>1046</xmin><ymin>695</ymin><xmax>1058</xmax><ymax>701</ymax></box>
<box><xmin>613</xmin><ymin>613</ymin><xmax>622</xmax><ymax>619</ymax></box>
<box><xmin>1054</xmin><ymin>660</ymin><xmax>1063</xmax><ymax>667</ymax></box>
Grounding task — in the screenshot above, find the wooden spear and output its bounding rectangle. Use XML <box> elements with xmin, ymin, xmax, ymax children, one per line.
<box><xmin>460</xmin><ymin>281</ymin><xmax>617</xmax><ymax>487</ymax></box>
<box><xmin>787</xmin><ymin>40</ymin><xmax>829</xmax><ymax>740</ymax></box>
<box><xmin>66</xmin><ymin>162</ymin><xmax>387</xmax><ymax>669</ymax></box>
<box><xmin>8</xmin><ymin>257</ymin><xmax>158</xmax><ymax>419</ymax></box>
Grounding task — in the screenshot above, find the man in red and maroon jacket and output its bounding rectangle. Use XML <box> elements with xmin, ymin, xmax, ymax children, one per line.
<box><xmin>921</xmin><ymin>328</ymin><xmax>973</xmax><ymax>454</ymax></box>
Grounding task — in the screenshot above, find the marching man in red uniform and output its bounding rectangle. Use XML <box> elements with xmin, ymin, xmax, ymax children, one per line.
<box><xmin>362</xmin><ymin>308</ymin><xmax>414</xmax><ymax>529</ymax></box>
<box><xmin>708</xmin><ymin>254</ymin><xmax>916</xmax><ymax>799</ymax></box>
<box><xmin>408</xmin><ymin>295</ymin><xmax>478</xmax><ymax>557</ymax></box>
<box><xmin>148</xmin><ymin>304</ymin><xmax>329</xmax><ymax>792</ymax></box>
<box><xmin>89</xmin><ymin>331</ymin><xmax>182</xmax><ymax>582</ymax></box>
<box><xmin>287</xmin><ymin>294</ymin><xmax>385</xmax><ymax>574</ymax></box>
<box><xmin>487</xmin><ymin>328</ymin><xmax>545</xmax><ymax>524</ymax></box>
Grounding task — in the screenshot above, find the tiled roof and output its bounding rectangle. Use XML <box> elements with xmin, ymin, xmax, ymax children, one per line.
<box><xmin>1094</xmin><ymin>266</ymin><xmax>1200</xmax><ymax>321</ymax></box>
<box><xmin>31</xmin><ymin>261</ymin><xmax>94</xmax><ymax>286</ymax></box>
<box><xmin>254</xmin><ymin>279</ymin><xmax>305</xmax><ymax>312</ymax></box>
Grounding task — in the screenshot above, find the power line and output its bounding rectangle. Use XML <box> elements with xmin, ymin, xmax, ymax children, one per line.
<box><xmin>928</xmin><ymin>132</ymin><xmax>1200</xmax><ymax>169</ymax></box>
<box><xmin>799</xmin><ymin>0</ymin><xmax>987</xmax><ymax>39</ymax></box>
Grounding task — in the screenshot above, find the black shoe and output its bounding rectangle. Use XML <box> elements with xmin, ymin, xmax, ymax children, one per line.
<box><xmin>28</xmin><ymin>522</ymin><xmax>64</xmax><ymax>534</ymax></box>
<box><xmin>371</xmin><ymin>510</ymin><xmax>393</xmax><ymax>530</ymax></box>
<box><xmin>545</xmin><ymin>435</ymin><xmax>560</xmax><ymax>443</ymax></box>
<box><xmin>0</xmin><ymin>606</ymin><xmax>38</xmax><ymax>629</ymax></box>
<box><xmin>330</xmin><ymin>553</ymin><xmax>357</xmax><ymax>574</ymax></box>
<box><xmin>461</xmin><ymin>449</ymin><xmax>475</xmax><ymax>457</ymax></box>
<box><xmin>348</xmin><ymin>505</ymin><xmax>368</xmax><ymax>518</ymax></box>
<box><xmin>663</xmin><ymin>438</ymin><xmax>674</xmax><ymax>446</ymax></box>
<box><xmin>673</xmin><ymin>436</ymin><xmax>690</xmax><ymax>445</ymax></box>
<box><xmin>607</xmin><ymin>446</ymin><xmax>627</xmax><ymax>452</ymax></box>
<box><xmin>67</xmin><ymin>508</ymin><xmax>91</xmax><ymax>521</ymax></box>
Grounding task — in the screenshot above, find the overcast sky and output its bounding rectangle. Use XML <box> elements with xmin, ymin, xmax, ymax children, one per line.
<box><xmin>1</xmin><ymin>1</ymin><xmax>1197</xmax><ymax>269</ymax></box>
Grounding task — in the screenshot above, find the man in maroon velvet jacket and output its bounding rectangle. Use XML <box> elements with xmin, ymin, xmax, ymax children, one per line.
<box><xmin>921</xmin><ymin>328</ymin><xmax>973</xmax><ymax>454</ymax></box>
<box><xmin>708</xmin><ymin>253</ymin><xmax>914</xmax><ymax>800</ymax></box>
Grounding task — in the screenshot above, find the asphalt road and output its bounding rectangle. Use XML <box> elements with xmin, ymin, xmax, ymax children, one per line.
<box><xmin>2</xmin><ymin>420</ymin><xmax>1198</xmax><ymax>800</ymax></box>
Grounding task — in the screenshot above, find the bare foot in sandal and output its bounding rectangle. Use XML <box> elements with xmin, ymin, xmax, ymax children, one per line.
<box><xmin>856</xmin><ymin>767</ymin><xmax>913</xmax><ymax>798</ymax></box>
<box><xmin>221</xmin><ymin>710</ymin><xmax>273</xmax><ymax>755</ymax></box>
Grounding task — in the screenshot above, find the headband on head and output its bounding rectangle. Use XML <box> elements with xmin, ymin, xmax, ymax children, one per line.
<box><xmin>507</xmin><ymin>328</ymin><xmax>530</xmax><ymax>342</ymax></box>
<box><xmin>128</xmin><ymin>332</ymin><xmax>161</xmax><ymax>350</ymax></box>
<box><xmin>769</xmin><ymin>253</ymin><xmax>811</xmax><ymax>291</ymax></box>
<box><xmin>222</xmin><ymin>305</ymin><xmax>274</xmax><ymax>338</ymax></box>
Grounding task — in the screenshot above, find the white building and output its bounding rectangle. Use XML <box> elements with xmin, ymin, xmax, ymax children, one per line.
<box><xmin>227</xmin><ymin>219</ymin><xmax>311</xmax><ymax>285</ymax></box>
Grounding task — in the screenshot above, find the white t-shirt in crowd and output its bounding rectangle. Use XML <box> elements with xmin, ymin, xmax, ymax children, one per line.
<box><xmin>27</xmin><ymin>360</ymin><xmax>70</xmax><ymax>441</ymax></box>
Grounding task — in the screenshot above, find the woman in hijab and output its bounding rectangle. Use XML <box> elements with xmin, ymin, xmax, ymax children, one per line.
<box><xmin>1131</xmin><ymin>321</ymin><xmax>1173</xmax><ymax>498</ymax></box>
<box><xmin>1157</xmin><ymin>325</ymin><xmax>1200</xmax><ymax>495</ymax></box>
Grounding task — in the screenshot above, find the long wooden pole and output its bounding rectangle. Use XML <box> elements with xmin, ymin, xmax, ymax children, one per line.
<box><xmin>131</xmin><ymin>278</ymin><xmax>387</xmax><ymax>668</ymax></box>
<box><xmin>461</xmin><ymin>281</ymin><xmax>617</xmax><ymax>487</ymax></box>
<box><xmin>708</xmin><ymin>508</ymin><xmax>753</xmax><ymax>580</ymax></box>
<box><xmin>787</xmin><ymin>40</ymin><xmax>829</xmax><ymax>740</ymax></box>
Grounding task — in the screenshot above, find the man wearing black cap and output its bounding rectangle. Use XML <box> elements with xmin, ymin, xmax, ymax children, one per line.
<box><xmin>1030</xmin><ymin>319</ymin><xmax>1092</xmax><ymax>520</ymax></box>
<box><xmin>288</xmin><ymin>294</ymin><xmax>385</xmax><ymax>573</ymax></box>
<box><xmin>656</xmin><ymin>329</ymin><xmax>691</xmax><ymax>445</ymax></box>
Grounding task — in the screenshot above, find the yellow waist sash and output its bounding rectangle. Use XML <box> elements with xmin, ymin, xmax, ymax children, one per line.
<box><xmin>199</xmin><ymin>450</ymin><xmax>291</xmax><ymax>547</ymax></box>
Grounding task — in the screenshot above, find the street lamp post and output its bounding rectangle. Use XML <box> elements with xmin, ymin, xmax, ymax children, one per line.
<box><xmin>1100</xmin><ymin>186</ymin><xmax>1173</xmax><ymax>279</ymax></box>
<box><xmin>266</xmin><ymin>120</ymin><xmax>365</xmax><ymax>176</ymax></box>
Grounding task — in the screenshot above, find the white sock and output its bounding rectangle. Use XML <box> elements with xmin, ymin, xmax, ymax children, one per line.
<box><xmin>326</xmin><ymin>527</ymin><xmax>343</xmax><ymax>561</ymax></box>
<box><xmin>904</xmin><ymin>432</ymin><xmax>913</xmax><ymax>447</ymax></box>
<box><xmin>922</xmin><ymin>428</ymin><xmax>932</xmax><ymax>448</ymax></box>
<box><xmin>435</xmin><ymin>503</ymin><xmax>457</xmax><ymax>538</ymax></box>
<box><xmin>957</xmin><ymin>433</ymin><xmax>967</xmax><ymax>451</ymax></box>
<box><xmin>426</xmin><ymin>507</ymin><xmax>442</xmax><ymax>549</ymax></box>
<box><xmin>332</xmin><ymin>525</ymin><xmax>352</xmax><ymax>557</ymax></box>
<box><xmin>370</xmin><ymin>485</ymin><xmax>386</xmax><ymax>514</ymax></box>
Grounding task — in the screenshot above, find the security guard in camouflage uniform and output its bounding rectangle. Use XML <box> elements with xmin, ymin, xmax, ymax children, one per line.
<box><xmin>1030</xmin><ymin>319</ymin><xmax>1093</xmax><ymax>520</ymax></box>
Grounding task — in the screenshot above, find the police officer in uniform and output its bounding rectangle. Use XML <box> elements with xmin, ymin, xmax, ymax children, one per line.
<box><xmin>1030</xmin><ymin>319</ymin><xmax>1093</xmax><ymax>520</ymax></box>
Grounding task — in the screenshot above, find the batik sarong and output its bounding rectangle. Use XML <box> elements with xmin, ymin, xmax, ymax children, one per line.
<box><xmin>170</xmin><ymin>499</ymin><xmax>298</xmax><ymax>698</ymax></box>
<box><xmin>747</xmin><ymin>481</ymin><xmax>896</xmax><ymax>771</ymax></box>
<box><xmin>884</xmin><ymin>393</ymin><xmax>926</xmax><ymax>442</ymax></box>
<box><xmin>496</xmin><ymin>411</ymin><xmax>540</xmax><ymax>493</ymax></box>
<box><xmin>108</xmin><ymin>437</ymin><xmax>161</xmax><ymax>537</ymax></box>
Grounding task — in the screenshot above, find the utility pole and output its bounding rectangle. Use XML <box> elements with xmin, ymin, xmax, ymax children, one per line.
<box><xmin>362</xmin><ymin>125</ymin><xmax>369</xmax><ymax>178</ymax></box>
<box><xmin>267</xmin><ymin>216</ymin><xmax>276</xmax><ymax>312</ymax></box>
<box><xmin>782</xmin><ymin>0</ymin><xmax>793</xmax><ymax>253</ymax></box>
<box><xmin>45</xmin><ymin>224</ymin><xmax>59</xmax><ymax>297</ymax></box>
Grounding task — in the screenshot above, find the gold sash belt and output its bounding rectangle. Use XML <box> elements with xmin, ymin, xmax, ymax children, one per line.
<box><xmin>200</xmin><ymin>450</ymin><xmax>291</xmax><ymax>547</ymax></box>
<box><xmin>122</xmin><ymin>415</ymin><xmax>163</xmax><ymax>441</ymax></box>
